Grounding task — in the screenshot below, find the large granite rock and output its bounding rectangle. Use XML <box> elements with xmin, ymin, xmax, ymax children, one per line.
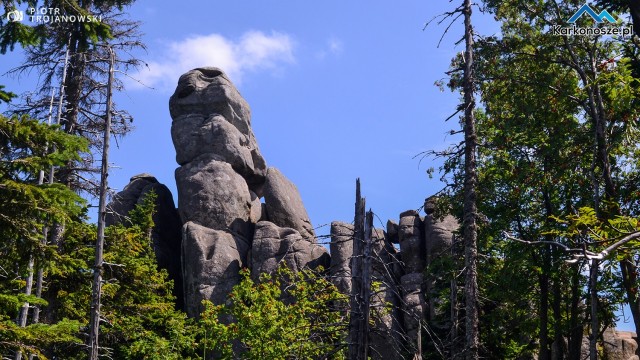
<box><xmin>423</xmin><ymin>197</ymin><xmax>458</xmax><ymax>263</ymax></box>
<box><xmin>250</xmin><ymin>221</ymin><xmax>329</xmax><ymax>280</ymax></box>
<box><xmin>181</xmin><ymin>222</ymin><xmax>250</xmax><ymax>317</ymax></box>
<box><xmin>263</xmin><ymin>167</ymin><xmax>316</xmax><ymax>241</ymax></box>
<box><xmin>169</xmin><ymin>67</ymin><xmax>253</xmax><ymax>140</ymax></box>
<box><xmin>424</xmin><ymin>214</ymin><xmax>457</xmax><ymax>262</ymax></box>
<box><xmin>602</xmin><ymin>329</ymin><xmax>638</xmax><ymax>360</ymax></box>
<box><xmin>370</xmin><ymin>228</ymin><xmax>403</xmax><ymax>360</ymax></box>
<box><xmin>329</xmin><ymin>221</ymin><xmax>353</xmax><ymax>295</ymax></box>
<box><xmin>399</xmin><ymin>210</ymin><xmax>425</xmax><ymax>274</ymax></box>
<box><xmin>386</xmin><ymin>219</ymin><xmax>399</xmax><ymax>244</ymax></box>
<box><xmin>105</xmin><ymin>173</ymin><xmax>184</xmax><ymax>309</ymax></box>
<box><xmin>175</xmin><ymin>156</ymin><xmax>253</xmax><ymax>239</ymax></box>
<box><xmin>401</xmin><ymin>272</ymin><xmax>426</xmax><ymax>357</ymax></box>
<box><xmin>171</xmin><ymin>113</ymin><xmax>266</xmax><ymax>191</ymax></box>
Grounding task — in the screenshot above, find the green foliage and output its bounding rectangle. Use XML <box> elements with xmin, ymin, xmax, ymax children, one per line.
<box><xmin>199</xmin><ymin>266</ymin><xmax>347</xmax><ymax>359</ymax></box>
<box><xmin>0</xmin><ymin>0</ymin><xmax>137</xmax><ymax>53</ymax></box>
<box><xmin>45</xmin><ymin>193</ymin><xmax>199</xmax><ymax>359</ymax></box>
<box><xmin>98</xmin><ymin>193</ymin><xmax>198</xmax><ymax>359</ymax></box>
<box><xmin>0</xmin><ymin>113</ymin><xmax>88</xmax><ymax>358</ymax></box>
<box><xmin>432</xmin><ymin>0</ymin><xmax>640</xmax><ymax>357</ymax></box>
<box><xmin>0</xmin><ymin>317</ymin><xmax>82</xmax><ymax>357</ymax></box>
<box><xmin>0</xmin><ymin>115</ymin><xmax>87</xmax><ymax>242</ymax></box>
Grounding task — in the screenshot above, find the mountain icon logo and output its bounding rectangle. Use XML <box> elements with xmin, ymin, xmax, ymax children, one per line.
<box><xmin>568</xmin><ymin>4</ymin><xmax>617</xmax><ymax>24</ymax></box>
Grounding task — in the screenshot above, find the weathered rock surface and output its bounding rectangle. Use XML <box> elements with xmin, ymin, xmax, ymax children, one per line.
<box><xmin>263</xmin><ymin>167</ymin><xmax>316</xmax><ymax>241</ymax></box>
<box><xmin>169</xmin><ymin>67</ymin><xmax>252</xmax><ymax>141</ymax></box>
<box><xmin>423</xmin><ymin>196</ymin><xmax>458</xmax><ymax>263</ymax></box>
<box><xmin>250</xmin><ymin>221</ymin><xmax>329</xmax><ymax>280</ymax></box>
<box><xmin>386</xmin><ymin>219</ymin><xmax>399</xmax><ymax>244</ymax></box>
<box><xmin>171</xmin><ymin>114</ymin><xmax>266</xmax><ymax>189</ymax></box>
<box><xmin>181</xmin><ymin>222</ymin><xmax>250</xmax><ymax>317</ymax></box>
<box><xmin>329</xmin><ymin>221</ymin><xmax>353</xmax><ymax>295</ymax></box>
<box><xmin>105</xmin><ymin>173</ymin><xmax>184</xmax><ymax>309</ymax></box>
<box><xmin>401</xmin><ymin>272</ymin><xmax>426</xmax><ymax>355</ymax></box>
<box><xmin>602</xmin><ymin>329</ymin><xmax>638</xmax><ymax>360</ymax></box>
<box><xmin>175</xmin><ymin>156</ymin><xmax>253</xmax><ymax>239</ymax></box>
<box><xmin>169</xmin><ymin>67</ymin><xmax>266</xmax><ymax>194</ymax></box>
<box><xmin>424</xmin><ymin>214</ymin><xmax>458</xmax><ymax>262</ymax></box>
<box><xmin>399</xmin><ymin>210</ymin><xmax>425</xmax><ymax>273</ymax></box>
<box><xmin>370</xmin><ymin>228</ymin><xmax>402</xmax><ymax>360</ymax></box>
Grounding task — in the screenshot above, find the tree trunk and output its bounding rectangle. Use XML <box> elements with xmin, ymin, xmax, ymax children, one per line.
<box><xmin>589</xmin><ymin>259</ymin><xmax>599</xmax><ymax>360</ymax></box>
<box><xmin>462</xmin><ymin>0</ymin><xmax>479</xmax><ymax>358</ymax></box>
<box><xmin>451</xmin><ymin>240</ymin><xmax>460</xmax><ymax>359</ymax></box>
<box><xmin>552</xmin><ymin>275</ymin><xmax>565</xmax><ymax>360</ymax></box>
<box><xmin>14</xmin><ymin>256</ymin><xmax>34</xmax><ymax>360</ymax></box>
<box><xmin>539</xmin><ymin>247</ymin><xmax>551</xmax><ymax>360</ymax></box>
<box><xmin>348</xmin><ymin>179</ymin><xmax>367</xmax><ymax>360</ymax></box>
<box><xmin>568</xmin><ymin>266</ymin><xmax>583</xmax><ymax>360</ymax></box>
<box><xmin>88</xmin><ymin>47</ymin><xmax>114</xmax><ymax>360</ymax></box>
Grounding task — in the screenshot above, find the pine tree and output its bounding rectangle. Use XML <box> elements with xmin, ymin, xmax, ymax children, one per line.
<box><xmin>0</xmin><ymin>113</ymin><xmax>88</xmax><ymax>358</ymax></box>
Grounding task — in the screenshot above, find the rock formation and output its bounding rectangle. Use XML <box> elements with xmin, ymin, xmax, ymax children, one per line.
<box><xmin>105</xmin><ymin>173</ymin><xmax>183</xmax><ymax>309</ymax></box>
<box><xmin>370</xmin><ymin>228</ymin><xmax>402</xmax><ymax>359</ymax></box>
<box><xmin>329</xmin><ymin>221</ymin><xmax>354</xmax><ymax>295</ymax></box>
<box><xmin>263</xmin><ymin>168</ymin><xmax>316</xmax><ymax>241</ymax></box>
<box><xmin>424</xmin><ymin>196</ymin><xmax>457</xmax><ymax>264</ymax></box>
<box><xmin>398</xmin><ymin>210</ymin><xmax>426</xmax><ymax>356</ymax></box>
<box><xmin>181</xmin><ymin>222</ymin><xmax>249</xmax><ymax>316</ymax></box>
<box><xmin>169</xmin><ymin>67</ymin><xmax>325</xmax><ymax>316</ymax></box>
<box><xmin>602</xmin><ymin>329</ymin><xmax>638</xmax><ymax>360</ymax></box>
<box><xmin>170</xmin><ymin>68</ymin><xmax>261</xmax><ymax>316</ymax></box>
<box><xmin>250</xmin><ymin>221</ymin><xmax>329</xmax><ymax>280</ymax></box>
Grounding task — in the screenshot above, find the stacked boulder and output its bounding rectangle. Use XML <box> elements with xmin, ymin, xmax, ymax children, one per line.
<box><xmin>369</xmin><ymin>228</ymin><xmax>403</xmax><ymax>359</ymax></box>
<box><xmin>329</xmin><ymin>222</ymin><xmax>354</xmax><ymax>296</ymax></box>
<box><xmin>105</xmin><ymin>173</ymin><xmax>184</xmax><ymax>308</ymax></box>
<box><xmin>398</xmin><ymin>210</ymin><xmax>427</xmax><ymax>356</ymax></box>
<box><xmin>328</xmin><ymin>199</ymin><xmax>460</xmax><ymax>359</ymax></box>
<box><xmin>169</xmin><ymin>67</ymin><xmax>328</xmax><ymax>317</ymax></box>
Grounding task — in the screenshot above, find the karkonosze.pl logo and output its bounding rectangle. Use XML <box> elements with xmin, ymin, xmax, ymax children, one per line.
<box><xmin>552</xmin><ymin>3</ymin><xmax>633</xmax><ymax>37</ymax></box>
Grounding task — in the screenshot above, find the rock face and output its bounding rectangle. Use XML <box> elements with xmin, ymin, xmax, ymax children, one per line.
<box><xmin>105</xmin><ymin>173</ymin><xmax>183</xmax><ymax>309</ymax></box>
<box><xmin>399</xmin><ymin>210</ymin><xmax>425</xmax><ymax>273</ymax></box>
<box><xmin>398</xmin><ymin>210</ymin><xmax>426</xmax><ymax>357</ymax></box>
<box><xmin>263</xmin><ymin>167</ymin><xmax>316</xmax><ymax>241</ymax></box>
<box><xmin>171</xmin><ymin>114</ymin><xmax>266</xmax><ymax>189</ymax></box>
<box><xmin>175</xmin><ymin>156</ymin><xmax>253</xmax><ymax>239</ymax></box>
<box><xmin>181</xmin><ymin>222</ymin><xmax>249</xmax><ymax>317</ymax></box>
<box><xmin>370</xmin><ymin>228</ymin><xmax>402</xmax><ymax>360</ymax></box>
<box><xmin>423</xmin><ymin>196</ymin><xmax>458</xmax><ymax>264</ymax></box>
<box><xmin>170</xmin><ymin>68</ymin><xmax>266</xmax><ymax>314</ymax></box>
<box><xmin>602</xmin><ymin>329</ymin><xmax>638</xmax><ymax>360</ymax></box>
<box><xmin>169</xmin><ymin>67</ymin><xmax>266</xmax><ymax>193</ymax></box>
<box><xmin>170</xmin><ymin>67</ymin><xmax>323</xmax><ymax>315</ymax></box>
<box><xmin>250</xmin><ymin>221</ymin><xmax>329</xmax><ymax>280</ymax></box>
<box><xmin>329</xmin><ymin>222</ymin><xmax>353</xmax><ymax>295</ymax></box>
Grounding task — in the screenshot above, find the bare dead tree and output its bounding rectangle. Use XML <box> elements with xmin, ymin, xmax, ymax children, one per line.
<box><xmin>461</xmin><ymin>0</ymin><xmax>479</xmax><ymax>358</ymax></box>
<box><xmin>88</xmin><ymin>45</ymin><xmax>114</xmax><ymax>360</ymax></box>
<box><xmin>348</xmin><ymin>178</ymin><xmax>370</xmax><ymax>360</ymax></box>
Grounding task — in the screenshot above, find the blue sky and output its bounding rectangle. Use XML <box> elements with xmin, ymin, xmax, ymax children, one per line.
<box><xmin>100</xmin><ymin>0</ymin><xmax>495</xmax><ymax>233</ymax></box>
<box><xmin>0</xmin><ymin>1</ymin><xmax>499</xmax><ymax>240</ymax></box>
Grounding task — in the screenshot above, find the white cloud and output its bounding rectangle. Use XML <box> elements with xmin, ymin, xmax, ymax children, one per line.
<box><xmin>132</xmin><ymin>31</ymin><xmax>294</xmax><ymax>90</ymax></box>
<box><xmin>328</xmin><ymin>38</ymin><xmax>343</xmax><ymax>55</ymax></box>
<box><xmin>315</xmin><ymin>37</ymin><xmax>344</xmax><ymax>60</ymax></box>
